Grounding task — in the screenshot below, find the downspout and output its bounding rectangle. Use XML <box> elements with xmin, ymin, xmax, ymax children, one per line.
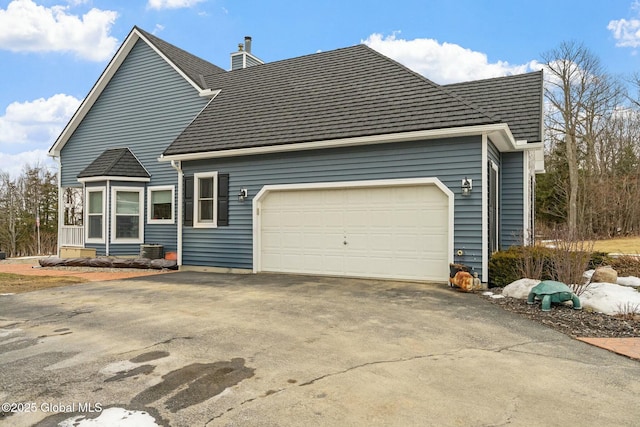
<box><xmin>106</xmin><ymin>179</ymin><xmax>110</xmax><ymax>256</ymax></box>
<box><xmin>171</xmin><ymin>160</ymin><xmax>183</xmax><ymax>267</ymax></box>
<box><xmin>481</xmin><ymin>133</ymin><xmax>489</xmax><ymax>283</ymax></box>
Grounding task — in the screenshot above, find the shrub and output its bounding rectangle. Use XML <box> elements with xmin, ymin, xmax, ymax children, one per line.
<box><xmin>610</xmin><ymin>256</ymin><xmax>640</xmax><ymax>277</ymax></box>
<box><xmin>588</xmin><ymin>251</ymin><xmax>613</xmax><ymax>270</ymax></box>
<box><xmin>488</xmin><ymin>249</ymin><xmax>521</xmax><ymax>287</ymax></box>
<box><xmin>489</xmin><ymin>245</ymin><xmax>609</xmax><ymax>290</ymax></box>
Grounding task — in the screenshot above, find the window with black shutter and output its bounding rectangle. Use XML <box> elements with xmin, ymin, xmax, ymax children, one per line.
<box><xmin>183</xmin><ymin>176</ymin><xmax>194</xmax><ymax>226</ymax></box>
<box><xmin>218</xmin><ymin>173</ymin><xmax>229</xmax><ymax>226</ymax></box>
<box><xmin>183</xmin><ymin>173</ymin><xmax>229</xmax><ymax>227</ymax></box>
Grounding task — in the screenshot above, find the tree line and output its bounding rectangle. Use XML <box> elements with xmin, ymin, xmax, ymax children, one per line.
<box><xmin>0</xmin><ymin>166</ymin><xmax>57</xmax><ymax>257</ymax></box>
<box><xmin>536</xmin><ymin>41</ymin><xmax>640</xmax><ymax>238</ymax></box>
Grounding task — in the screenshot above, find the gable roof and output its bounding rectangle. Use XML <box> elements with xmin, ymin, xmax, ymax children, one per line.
<box><xmin>444</xmin><ymin>71</ymin><xmax>543</xmax><ymax>144</ymax></box>
<box><xmin>135</xmin><ymin>27</ymin><xmax>225</xmax><ymax>86</ymax></box>
<box><xmin>162</xmin><ymin>45</ymin><xmax>504</xmax><ymax>157</ymax></box>
<box><xmin>77</xmin><ymin>148</ymin><xmax>150</xmax><ymax>180</ymax></box>
<box><xmin>48</xmin><ymin>27</ymin><xmax>223</xmax><ymax>157</ymax></box>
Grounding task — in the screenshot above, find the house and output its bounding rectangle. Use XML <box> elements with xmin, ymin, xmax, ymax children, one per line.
<box><xmin>48</xmin><ymin>26</ymin><xmax>544</xmax><ymax>283</ymax></box>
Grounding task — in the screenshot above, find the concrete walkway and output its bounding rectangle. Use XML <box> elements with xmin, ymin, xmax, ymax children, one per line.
<box><xmin>578</xmin><ymin>337</ymin><xmax>640</xmax><ymax>360</ymax></box>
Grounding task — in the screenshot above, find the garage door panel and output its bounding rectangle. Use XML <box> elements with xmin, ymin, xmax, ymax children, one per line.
<box><xmin>259</xmin><ymin>183</ymin><xmax>450</xmax><ymax>281</ymax></box>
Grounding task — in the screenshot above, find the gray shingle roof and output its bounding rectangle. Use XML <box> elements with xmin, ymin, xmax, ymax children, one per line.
<box><xmin>135</xmin><ymin>27</ymin><xmax>225</xmax><ymax>89</ymax></box>
<box><xmin>444</xmin><ymin>71</ymin><xmax>543</xmax><ymax>143</ymax></box>
<box><xmin>163</xmin><ymin>45</ymin><xmax>503</xmax><ymax>156</ymax></box>
<box><xmin>78</xmin><ymin>148</ymin><xmax>150</xmax><ymax>179</ymax></box>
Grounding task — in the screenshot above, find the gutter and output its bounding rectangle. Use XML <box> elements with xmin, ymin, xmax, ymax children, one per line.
<box><xmin>158</xmin><ymin>124</ymin><xmax>522</xmax><ymax>163</ymax></box>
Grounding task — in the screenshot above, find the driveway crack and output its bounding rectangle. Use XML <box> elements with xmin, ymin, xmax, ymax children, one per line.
<box><xmin>298</xmin><ymin>352</ymin><xmax>459</xmax><ymax>386</ymax></box>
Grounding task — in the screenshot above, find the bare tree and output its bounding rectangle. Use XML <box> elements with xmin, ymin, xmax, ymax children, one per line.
<box><xmin>0</xmin><ymin>165</ymin><xmax>58</xmax><ymax>257</ymax></box>
<box><xmin>542</xmin><ymin>41</ymin><xmax>611</xmax><ymax>237</ymax></box>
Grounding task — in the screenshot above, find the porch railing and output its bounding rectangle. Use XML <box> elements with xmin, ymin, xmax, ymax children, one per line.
<box><xmin>59</xmin><ymin>226</ymin><xmax>84</xmax><ymax>247</ymax></box>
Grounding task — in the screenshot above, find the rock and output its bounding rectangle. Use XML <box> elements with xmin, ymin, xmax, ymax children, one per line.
<box><xmin>591</xmin><ymin>266</ymin><xmax>618</xmax><ymax>284</ymax></box>
<box><xmin>502</xmin><ymin>278</ymin><xmax>540</xmax><ymax>299</ymax></box>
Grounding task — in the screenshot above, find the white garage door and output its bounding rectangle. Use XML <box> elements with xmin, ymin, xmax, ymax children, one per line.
<box><xmin>256</xmin><ymin>180</ymin><xmax>450</xmax><ymax>281</ymax></box>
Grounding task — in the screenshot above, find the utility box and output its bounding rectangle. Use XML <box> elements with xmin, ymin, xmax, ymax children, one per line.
<box><xmin>140</xmin><ymin>244</ymin><xmax>164</xmax><ymax>260</ymax></box>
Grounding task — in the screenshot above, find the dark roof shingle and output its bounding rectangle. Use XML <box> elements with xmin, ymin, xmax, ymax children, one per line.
<box><xmin>444</xmin><ymin>71</ymin><xmax>543</xmax><ymax>143</ymax></box>
<box><xmin>78</xmin><ymin>148</ymin><xmax>150</xmax><ymax>179</ymax></box>
<box><xmin>163</xmin><ymin>45</ymin><xmax>503</xmax><ymax>156</ymax></box>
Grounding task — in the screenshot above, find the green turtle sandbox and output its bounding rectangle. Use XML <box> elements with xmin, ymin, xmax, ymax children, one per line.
<box><xmin>527</xmin><ymin>280</ymin><xmax>582</xmax><ymax>312</ymax></box>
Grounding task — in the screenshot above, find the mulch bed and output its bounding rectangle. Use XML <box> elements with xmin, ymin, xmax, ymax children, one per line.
<box><xmin>480</xmin><ymin>288</ymin><xmax>640</xmax><ymax>338</ymax></box>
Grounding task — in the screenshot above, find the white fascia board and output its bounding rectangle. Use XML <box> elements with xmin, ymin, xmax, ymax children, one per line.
<box><xmin>159</xmin><ymin>124</ymin><xmax>518</xmax><ymax>163</ymax></box>
<box><xmin>136</xmin><ymin>30</ymin><xmax>207</xmax><ymax>93</ymax></box>
<box><xmin>78</xmin><ymin>176</ymin><xmax>150</xmax><ymax>183</ymax></box>
<box><xmin>48</xmin><ymin>28</ymin><xmax>210</xmax><ymax>157</ymax></box>
<box><xmin>199</xmin><ymin>89</ymin><xmax>221</xmax><ymax>98</ymax></box>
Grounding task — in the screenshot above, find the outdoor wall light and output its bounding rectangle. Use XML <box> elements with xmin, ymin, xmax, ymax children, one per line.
<box><xmin>461</xmin><ymin>177</ymin><xmax>472</xmax><ymax>196</ymax></box>
<box><xmin>238</xmin><ymin>188</ymin><xmax>248</xmax><ymax>202</ymax></box>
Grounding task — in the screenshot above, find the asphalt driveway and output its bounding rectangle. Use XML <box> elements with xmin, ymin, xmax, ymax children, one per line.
<box><xmin>1</xmin><ymin>272</ymin><xmax>639</xmax><ymax>426</ymax></box>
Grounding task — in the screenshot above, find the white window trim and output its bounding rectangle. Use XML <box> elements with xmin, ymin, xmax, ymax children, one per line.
<box><xmin>147</xmin><ymin>185</ymin><xmax>175</xmax><ymax>224</ymax></box>
<box><xmin>85</xmin><ymin>187</ymin><xmax>106</xmax><ymax>244</ymax></box>
<box><xmin>111</xmin><ymin>186</ymin><xmax>144</xmax><ymax>244</ymax></box>
<box><xmin>193</xmin><ymin>171</ymin><xmax>218</xmax><ymax>228</ymax></box>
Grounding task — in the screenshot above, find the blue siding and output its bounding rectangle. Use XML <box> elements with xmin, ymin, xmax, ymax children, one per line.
<box><xmin>60</xmin><ymin>39</ymin><xmax>209</xmax><ymax>256</ymax></box>
<box><xmin>487</xmin><ymin>140</ymin><xmax>500</xmax><ymax>167</ymax></box>
<box><xmin>181</xmin><ymin>136</ymin><xmax>486</xmax><ymax>277</ymax></box>
<box><xmin>501</xmin><ymin>152</ymin><xmax>525</xmax><ymax>248</ymax></box>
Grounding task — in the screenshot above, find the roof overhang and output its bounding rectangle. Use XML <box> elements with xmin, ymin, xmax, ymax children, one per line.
<box><xmin>48</xmin><ymin>28</ymin><xmax>212</xmax><ymax>158</ymax></box>
<box><xmin>159</xmin><ymin>123</ymin><xmax>538</xmax><ymax>163</ymax></box>
<box><xmin>77</xmin><ymin>176</ymin><xmax>151</xmax><ymax>183</ymax></box>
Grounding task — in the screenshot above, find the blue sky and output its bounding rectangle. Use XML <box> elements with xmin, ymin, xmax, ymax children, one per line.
<box><xmin>1</xmin><ymin>0</ymin><xmax>639</xmax><ymax>177</ymax></box>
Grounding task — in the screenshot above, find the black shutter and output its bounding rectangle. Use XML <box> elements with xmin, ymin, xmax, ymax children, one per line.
<box><xmin>218</xmin><ymin>173</ymin><xmax>229</xmax><ymax>226</ymax></box>
<box><xmin>184</xmin><ymin>176</ymin><xmax>194</xmax><ymax>226</ymax></box>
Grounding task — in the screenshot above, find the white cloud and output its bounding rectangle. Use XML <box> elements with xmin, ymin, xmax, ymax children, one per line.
<box><xmin>362</xmin><ymin>33</ymin><xmax>539</xmax><ymax>84</ymax></box>
<box><xmin>0</xmin><ymin>94</ymin><xmax>81</xmax><ymax>145</ymax></box>
<box><xmin>0</xmin><ymin>0</ymin><xmax>118</xmax><ymax>61</ymax></box>
<box><xmin>0</xmin><ymin>149</ymin><xmax>56</xmax><ymax>178</ymax></box>
<box><xmin>152</xmin><ymin>24</ymin><xmax>165</xmax><ymax>35</ymax></box>
<box><xmin>608</xmin><ymin>18</ymin><xmax>640</xmax><ymax>47</ymax></box>
<box><xmin>147</xmin><ymin>0</ymin><xmax>206</xmax><ymax>10</ymax></box>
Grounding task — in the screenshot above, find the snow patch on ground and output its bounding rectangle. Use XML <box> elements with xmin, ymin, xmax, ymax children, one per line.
<box><xmin>579</xmin><ymin>282</ymin><xmax>640</xmax><ymax>315</ymax></box>
<box><xmin>480</xmin><ymin>291</ymin><xmax>505</xmax><ymax>299</ymax></box>
<box><xmin>58</xmin><ymin>408</ymin><xmax>160</xmax><ymax>426</ymax></box>
<box><xmin>617</xmin><ymin>276</ymin><xmax>640</xmax><ymax>288</ymax></box>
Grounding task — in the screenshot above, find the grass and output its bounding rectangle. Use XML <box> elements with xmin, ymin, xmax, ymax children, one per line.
<box><xmin>591</xmin><ymin>236</ymin><xmax>640</xmax><ymax>254</ymax></box>
<box><xmin>0</xmin><ymin>273</ymin><xmax>84</xmax><ymax>294</ymax></box>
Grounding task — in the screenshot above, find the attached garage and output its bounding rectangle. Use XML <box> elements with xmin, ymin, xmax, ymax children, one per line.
<box><xmin>253</xmin><ymin>178</ymin><xmax>453</xmax><ymax>282</ymax></box>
